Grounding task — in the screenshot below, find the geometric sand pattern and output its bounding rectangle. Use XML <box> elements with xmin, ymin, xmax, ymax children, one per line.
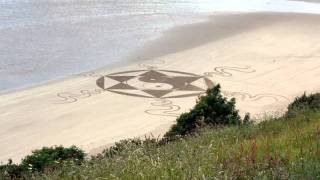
<box><xmin>96</xmin><ymin>70</ymin><xmax>214</xmax><ymax>98</ymax></box>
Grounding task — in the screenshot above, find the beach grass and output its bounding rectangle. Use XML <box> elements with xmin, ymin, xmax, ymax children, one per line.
<box><xmin>34</xmin><ymin>111</ymin><xmax>320</xmax><ymax>179</ymax></box>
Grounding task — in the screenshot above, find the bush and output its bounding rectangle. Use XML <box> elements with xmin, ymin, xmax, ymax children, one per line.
<box><xmin>164</xmin><ymin>84</ymin><xmax>247</xmax><ymax>138</ymax></box>
<box><xmin>0</xmin><ymin>159</ymin><xmax>24</xmax><ymax>179</ymax></box>
<box><xmin>287</xmin><ymin>92</ymin><xmax>320</xmax><ymax>117</ymax></box>
<box><xmin>0</xmin><ymin>146</ymin><xmax>85</xmax><ymax>179</ymax></box>
<box><xmin>101</xmin><ymin>138</ymin><xmax>159</xmax><ymax>158</ymax></box>
<box><xmin>21</xmin><ymin>146</ymin><xmax>85</xmax><ymax>172</ymax></box>
<box><xmin>102</xmin><ymin>139</ymin><xmax>143</xmax><ymax>158</ymax></box>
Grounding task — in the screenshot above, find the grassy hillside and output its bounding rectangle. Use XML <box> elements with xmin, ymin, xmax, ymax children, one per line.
<box><xmin>2</xmin><ymin>85</ymin><xmax>320</xmax><ymax>179</ymax></box>
<box><xmin>39</xmin><ymin>112</ymin><xmax>320</xmax><ymax>179</ymax></box>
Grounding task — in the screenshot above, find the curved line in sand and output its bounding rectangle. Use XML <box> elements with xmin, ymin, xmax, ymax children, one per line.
<box><xmin>145</xmin><ymin>98</ymin><xmax>181</xmax><ymax>117</ymax></box>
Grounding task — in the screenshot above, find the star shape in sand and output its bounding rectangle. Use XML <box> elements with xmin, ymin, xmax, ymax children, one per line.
<box><xmin>97</xmin><ymin>70</ymin><xmax>212</xmax><ymax>98</ymax></box>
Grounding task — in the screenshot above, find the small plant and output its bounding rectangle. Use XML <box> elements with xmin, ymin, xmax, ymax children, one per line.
<box><xmin>287</xmin><ymin>92</ymin><xmax>320</xmax><ymax>117</ymax></box>
<box><xmin>21</xmin><ymin>145</ymin><xmax>85</xmax><ymax>172</ymax></box>
<box><xmin>102</xmin><ymin>138</ymin><xmax>159</xmax><ymax>158</ymax></box>
<box><xmin>0</xmin><ymin>159</ymin><xmax>24</xmax><ymax>179</ymax></box>
<box><xmin>102</xmin><ymin>139</ymin><xmax>143</xmax><ymax>158</ymax></box>
<box><xmin>164</xmin><ymin>84</ymin><xmax>246</xmax><ymax>138</ymax></box>
<box><xmin>0</xmin><ymin>146</ymin><xmax>85</xmax><ymax>178</ymax></box>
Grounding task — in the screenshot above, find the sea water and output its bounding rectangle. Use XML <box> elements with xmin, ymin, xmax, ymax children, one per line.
<box><xmin>0</xmin><ymin>0</ymin><xmax>320</xmax><ymax>93</ymax></box>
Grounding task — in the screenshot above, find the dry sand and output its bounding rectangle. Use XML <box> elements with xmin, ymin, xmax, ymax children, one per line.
<box><xmin>1</xmin><ymin>12</ymin><xmax>320</xmax><ymax>163</ymax></box>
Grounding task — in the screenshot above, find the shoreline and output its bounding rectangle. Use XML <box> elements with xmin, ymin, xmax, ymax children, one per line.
<box><xmin>1</xmin><ymin>12</ymin><xmax>320</xmax><ymax>163</ymax></box>
<box><xmin>2</xmin><ymin>0</ymin><xmax>320</xmax><ymax>94</ymax></box>
<box><xmin>2</xmin><ymin>11</ymin><xmax>320</xmax><ymax>97</ymax></box>
<box><xmin>2</xmin><ymin>10</ymin><xmax>320</xmax><ymax>96</ymax></box>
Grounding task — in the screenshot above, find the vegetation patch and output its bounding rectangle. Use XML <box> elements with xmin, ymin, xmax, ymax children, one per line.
<box><xmin>164</xmin><ymin>84</ymin><xmax>250</xmax><ymax>138</ymax></box>
<box><xmin>287</xmin><ymin>92</ymin><xmax>320</xmax><ymax>117</ymax></box>
<box><xmin>35</xmin><ymin>111</ymin><xmax>320</xmax><ymax>179</ymax></box>
<box><xmin>0</xmin><ymin>146</ymin><xmax>84</xmax><ymax>179</ymax></box>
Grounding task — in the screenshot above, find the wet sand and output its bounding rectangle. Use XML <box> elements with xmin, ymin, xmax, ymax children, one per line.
<box><xmin>1</xmin><ymin>12</ymin><xmax>320</xmax><ymax>163</ymax></box>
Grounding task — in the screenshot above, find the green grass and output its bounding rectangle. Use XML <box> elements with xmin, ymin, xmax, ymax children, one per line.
<box><xmin>35</xmin><ymin>111</ymin><xmax>320</xmax><ymax>179</ymax></box>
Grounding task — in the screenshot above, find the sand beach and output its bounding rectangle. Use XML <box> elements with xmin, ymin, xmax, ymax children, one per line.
<box><xmin>1</xmin><ymin>12</ymin><xmax>320</xmax><ymax>162</ymax></box>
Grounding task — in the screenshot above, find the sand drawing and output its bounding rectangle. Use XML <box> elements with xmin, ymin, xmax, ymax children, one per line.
<box><xmin>144</xmin><ymin>99</ymin><xmax>181</xmax><ymax>117</ymax></box>
<box><xmin>138</xmin><ymin>59</ymin><xmax>166</xmax><ymax>70</ymax></box>
<box><xmin>222</xmin><ymin>91</ymin><xmax>290</xmax><ymax>103</ymax></box>
<box><xmin>96</xmin><ymin>69</ymin><xmax>213</xmax><ymax>99</ymax></box>
<box><xmin>55</xmin><ymin>60</ymin><xmax>289</xmax><ymax>117</ymax></box>
<box><xmin>80</xmin><ymin>72</ymin><xmax>104</xmax><ymax>78</ymax></box>
<box><xmin>204</xmin><ymin>66</ymin><xmax>256</xmax><ymax>77</ymax></box>
<box><xmin>56</xmin><ymin>89</ymin><xmax>105</xmax><ymax>104</ymax></box>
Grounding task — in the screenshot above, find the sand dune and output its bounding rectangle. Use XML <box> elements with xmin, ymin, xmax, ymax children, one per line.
<box><xmin>1</xmin><ymin>13</ymin><xmax>320</xmax><ymax>163</ymax></box>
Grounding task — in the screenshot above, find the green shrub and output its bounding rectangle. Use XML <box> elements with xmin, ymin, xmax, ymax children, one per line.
<box><xmin>0</xmin><ymin>146</ymin><xmax>85</xmax><ymax>179</ymax></box>
<box><xmin>0</xmin><ymin>159</ymin><xmax>24</xmax><ymax>179</ymax></box>
<box><xmin>21</xmin><ymin>146</ymin><xmax>85</xmax><ymax>172</ymax></box>
<box><xmin>164</xmin><ymin>84</ymin><xmax>246</xmax><ymax>138</ymax></box>
<box><xmin>101</xmin><ymin>138</ymin><xmax>159</xmax><ymax>158</ymax></box>
<box><xmin>287</xmin><ymin>92</ymin><xmax>320</xmax><ymax>117</ymax></box>
<box><xmin>102</xmin><ymin>139</ymin><xmax>143</xmax><ymax>158</ymax></box>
